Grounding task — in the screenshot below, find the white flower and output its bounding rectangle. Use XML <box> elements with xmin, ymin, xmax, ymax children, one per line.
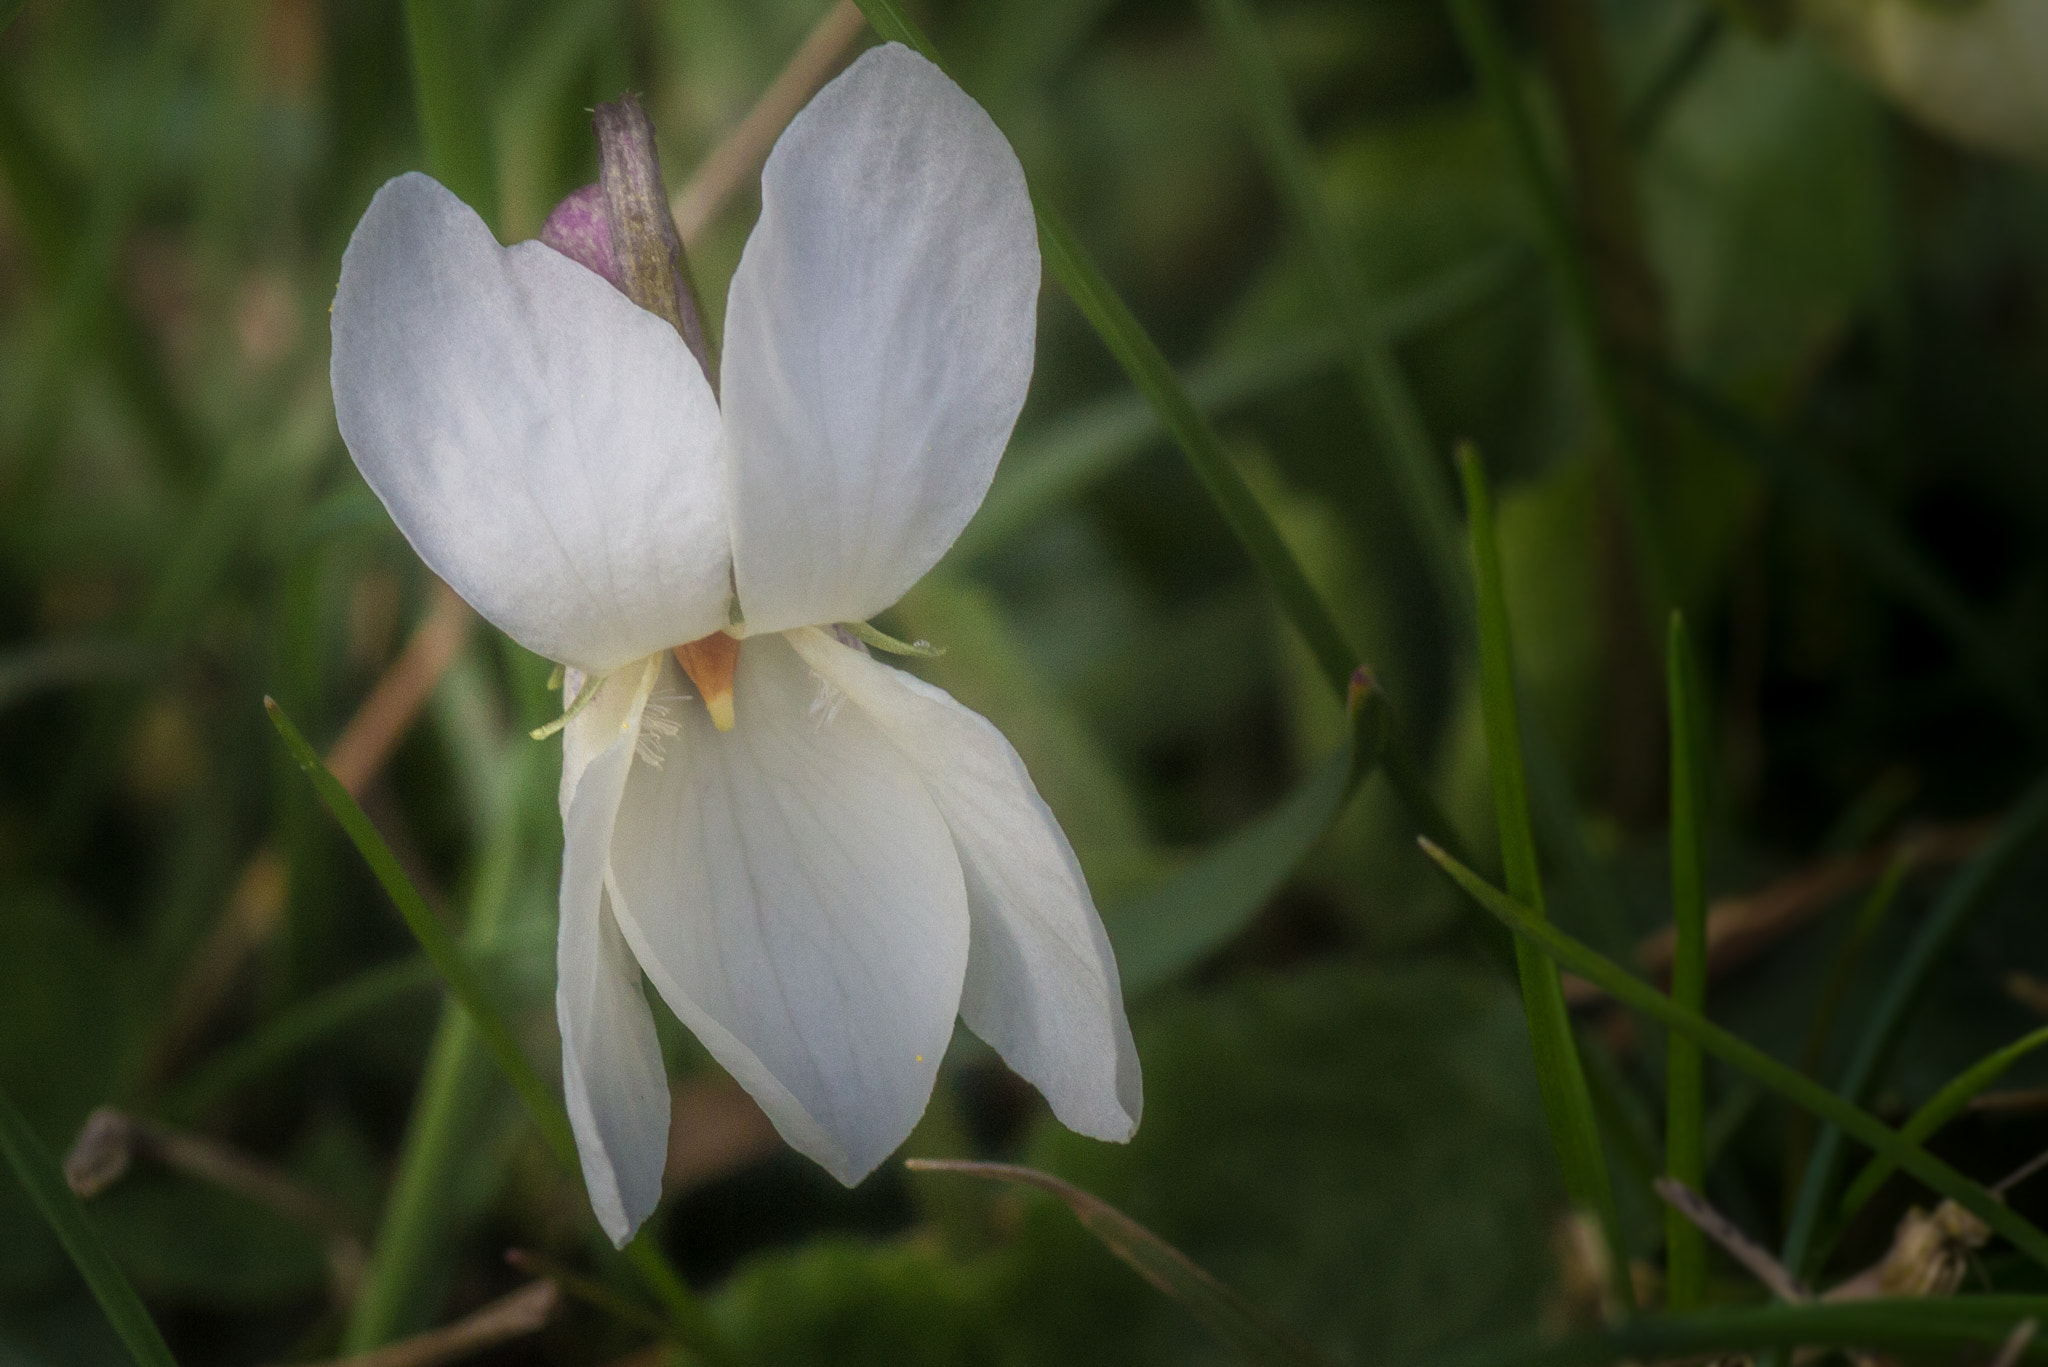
<box><xmin>329</xmin><ymin>44</ymin><xmax>1141</xmax><ymax>1246</ymax></box>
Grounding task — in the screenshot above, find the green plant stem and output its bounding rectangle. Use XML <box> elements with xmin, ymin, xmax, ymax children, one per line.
<box><xmin>1421</xmin><ymin>838</ymin><xmax>2048</xmax><ymax>1275</ymax></box>
<box><xmin>0</xmin><ymin>1083</ymin><xmax>180</xmax><ymax>1367</ymax></box>
<box><xmin>403</xmin><ymin>0</ymin><xmax>500</xmax><ymax>228</ymax></box>
<box><xmin>1199</xmin><ymin>0</ymin><xmax>1467</xmax><ymax>627</ymax></box>
<box><xmin>1664</xmin><ymin>613</ymin><xmax>1708</xmax><ymax>1310</ymax></box>
<box><xmin>1836</xmin><ymin>1022</ymin><xmax>2048</xmax><ymax>1227</ymax></box>
<box><xmin>264</xmin><ymin>700</ymin><xmax>734</xmax><ymax>1365</ymax></box>
<box><xmin>1461</xmin><ymin>449</ymin><xmax>1631</xmax><ymax>1311</ymax></box>
<box><xmin>1447</xmin><ymin>0</ymin><xmax>1673</xmax><ymax>627</ymax></box>
<box><xmin>1781</xmin><ymin>771</ymin><xmax>2048</xmax><ymax>1280</ymax></box>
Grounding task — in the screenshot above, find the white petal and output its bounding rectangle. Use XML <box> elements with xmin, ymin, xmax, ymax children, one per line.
<box><xmin>789</xmin><ymin>629</ymin><xmax>1141</xmax><ymax>1142</ymax></box>
<box><xmin>720</xmin><ymin>44</ymin><xmax>1040</xmax><ymax>634</ymax></box>
<box><xmin>556</xmin><ymin>658</ymin><xmax>670</xmax><ymax>1245</ymax></box>
<box><xmin>604</xmin><ymin>635</ymin><xmax>970</xmax><ymax>1182</ymax></box>
<box><xmin>332</xmin><ymin>173</ymin><xmax>730</xmax><ymax>673</ymax></box>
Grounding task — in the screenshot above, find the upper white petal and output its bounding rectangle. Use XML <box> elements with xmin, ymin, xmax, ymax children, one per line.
<box><xmin>720</xmin><ymin>44</ymin><xmax>1040</xmax><ymax>634</ymax></box>
<box><xmin>604</xmin><ymin>635</ymin><xmax>970</xmax><ymax>1183</ymax></box>
<box><xmin>790</xmin><ymin>629</ymin><xmax>1141</xmax><ymax>1142</ymax></box>
<box><xmin>556</xmin><ymin>659</ymin><xmax>671</xmax><ymax>1246</ymax></box>
<box><xmin>332</xmin><ymin>173</ymin><xmax>730</xmax><ymax>672</ymax></box>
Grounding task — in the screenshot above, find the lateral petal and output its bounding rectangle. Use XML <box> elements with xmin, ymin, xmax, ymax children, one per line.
<box><xmin>720</xmin><ymin>44</ymin><xmax>1039</xmax><ymax>634</ymax></box>
<box><xmin>789</xmin><ymin>629</ymin><xmax>1141</xmax><ymax>1143</ymax></box>
<box><xmin>605</xmin><ymin>635</ymin><xmax>970</xmax><ymax>1183</ymax></box>
<box><xmin>332</xmin><ymin>173</ymin><xmax>729</xmax><ymax>672</ymax></box>
<box><xmin>556</xmin><ymin>659</ymin><xmax>670</xmax><ymax>1245</ymax></box>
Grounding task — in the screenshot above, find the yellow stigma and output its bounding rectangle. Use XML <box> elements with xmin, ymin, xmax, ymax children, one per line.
<box><xmin>672</xmin><ymin>631</ymin><xmax>739</xmax><ymax>732</ymax></box>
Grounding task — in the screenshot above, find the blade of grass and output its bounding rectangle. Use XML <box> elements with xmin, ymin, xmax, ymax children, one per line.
<box><xmin>1447</xmin><ymin>0</ymin><xmax>1674</xmax><ymax>627</ymax></box>
<box><xmin>1783</xmin><ymin>849</ymin><xmax>1911</xmax><ymax>1223</ymax></box>
<box><xmin>263</xmin><ymin>700</ymin><xmax>734</xmax><ymax>1366</ymax></box>
<box><xmin>0</xmin><ymin>1083</ymin><xmax>180</xmax><ymax>1367</ymax></box>
<box><xmin>1781</xmin><ymin>771</ymin><xmax>2048</xmax><ymax>1279</ymax></box>
<box><xmin>1665</xmin><ymin>612</ymin><xmax>1708</xmax><ymax>1310</ymax></box>
<box><xmin>1837</xmin><ymin>1022</ymin><xmax>2048</xmax><ymax>1229</ymax></box>
<box><xmin>1199</xmin><ymin>0</ymin><xmax>1467</xmax><ymax>626</ymax></box>
<box><xmin>1418</xmin><ymin>837</ymin><xmax>2048</xmax><ymax>1274</ymax></box>
<box><xmin>1461</xmin><ymin>447</ymin><xmax>1632</xmax><ymax>1311</ymax></box>
<box><xmin>403</xmin><ymin>0</ymin><xmax>500</xmax><ymax>228</ymax></box>
<box><xmin>951</xmin><ymin>247</ymin><xmax>1525</xmax><ymax>566</ymax></box>
<box><xmin>907</xmin><ymin>1160</ymin><xmax>1340</xmax><ymax>1367</ymax></box>
<box><xmin>1650</xmin><ymin>365</ymin><xmax>2048</xmax><ymax>745</ymax></box>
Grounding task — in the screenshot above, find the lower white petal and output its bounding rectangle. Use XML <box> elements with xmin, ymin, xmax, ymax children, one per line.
<box><xmin>605</xmin><ymin>635</ymin><xmax>969</xmax><ymax>1184</ymax></box>
<box><xmin>789</xmin><ymin>628</ymin><xmax>1141</xmax><ymax>1142</ymax></box>
<box><xmin>557</xmin><ymin>658</ymin><xmax>670</xmax><ymax>1245</ymax></box>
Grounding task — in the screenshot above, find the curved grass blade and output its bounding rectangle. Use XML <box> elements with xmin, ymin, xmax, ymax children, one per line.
<box><xmin>1837</xmin><ymin>1022</ymin><xmax>2048</xmax><ymax>1227</ymax></box>
<box><xmin>403</xmin><ymin>0</ymin><xmax>500</xmax><ymax>228</ymax></box>
<box><xmin>1462</xmin><ymin>449</ymin><xmax>1631</xmax><ymax>1311</ymax></box>
<box><xmin>0</xmin><ymin>1082</ymin><xmax>180</xmax><ymax>1367</ymax></box>
<box><xmin>1665</xmin><ymin>613</ymin><xmax>1709</xmax><ymax>1310</ymax></box>
<box><xmin>1418</xmin><ymin>838</ymin><xmax>2048</xmax><ymax>1274</ymax></box>
<box><xmin>907</xmin><ymin>1160</ymin><xmax>1340</xmax><ymax>1367</ymax></box>
<box><xmin>1106</xmin><ymin>671</ymin><xmax>1388</xmax><ymax>994</ymax></box>
<box><xmin>263</xmin><ymin>700</ymin><xmax>734</xmax><ymax>1366</ymax></box>
<box><xmin>1651</xmin><ymin>366</ymin><xmax>2048</xmax><ymax>745</ymax></box>
<box><xmin>1437</xmin><ymin>1299</ymin><xmax>2048</xmax><ymax>1367</ymax></box>
<box><xmin>1781</xmin><ymin>771</ymin><xmax>2048</xmax><ymax>1278</ymax></box>
<box><xmin>1199</xmin><ymin>0</ymin><xmax>1468</xmax><ymax>624</ymax></box>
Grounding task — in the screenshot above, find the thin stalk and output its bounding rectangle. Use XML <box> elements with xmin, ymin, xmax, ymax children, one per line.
<box><xmin>1419</xmin><ymin>839</ymin><xmax>2048</xmax><ymax>1275</ymax></box>
<box><xmin>1781</xmin><ymin>771</ymin><xmax>2048</xmax><ymax>1280</ymax></box>
<box><xmin>1199</xmin><ymin>0</ymin><xmax>1467</xmax><ymax>627</ymax></box>
<box><xmin>1447</xmin><ymin>0</ymin><xmax>1674</xmax><ymax>626</ymax></box>
<box><xmin>1461</xmin><ymin>448</ymin><xmax>1632</xmax><ymax>1311</ymax></box>
<box><xmin>1664</xmin><ymin>613</ymin><xmax>1708</xmax><ymax>1310</ymax></box>
<box><xmin>0</xmin><ymin>1084</ymin><xmax>180</xmax><ymax>1367</ymax></box>
<box><xmin>264</xmin><ymin>701</ymin><xmax>734</xmax><ymax>1366</ymax></box>
<box><xmin>402</xmin><ymin>0</ymin><xmax>500</xmax><ymax>228</ymax></box>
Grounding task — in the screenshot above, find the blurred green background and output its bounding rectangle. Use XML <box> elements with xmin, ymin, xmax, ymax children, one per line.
<box><xmin>8</xmin><ymin>0</ymin><xmax>2048</xmax><ymax>1362</ymax></box>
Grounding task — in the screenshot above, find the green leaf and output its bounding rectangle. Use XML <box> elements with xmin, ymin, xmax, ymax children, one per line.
<box><xmin>1103</xmin><ymin>675</ymin><xmax>1386</xmax><ymax>994</ymax></box>
<box><xmin>1460</xmin><ymin>448</ymin><xmax>1631</xmax><ymax>1310</ymax></box>
<box><xmin>262</xmin><ymin>699</ymin><xmax>734</xmax><ymax>1365</ymax></box>
<box><xmin>1418</xmin><ymin>837</ymin><xmax>2048</xmax><ymax>1275</ymax></box>
<box><xmin>1664</xmin><ymin>613</ymin><xmax>1708</xmax><ymax>1311</ymax></box>
<box><xmin>1837</xmin><ymin>1021</ymin><xmax>2048</xmax><ymax>1226</ymax></box>
<box><xmin>403</xmin><ymin>0</ymin><xmax>501</xmax><ymax>228</ymax></box>
<box><xmin>1780</xmin><ymin>770</ymin><xmax>2048</xmax><ymax>1278</ymax></box>
<box><xmin>1198</xmin><ymin>0</ymin><xmax>1466</xmax><ymax>628</ymax></box>
<box><xmin>0</xmin><ymin>1083</ymin><xmax>179</xmax><ymax>1367</ymax></box>
<box><xmin>912</xmin><ymin>1161</ymin><xmax>1340</xmax><ymax>1367</ymax></box>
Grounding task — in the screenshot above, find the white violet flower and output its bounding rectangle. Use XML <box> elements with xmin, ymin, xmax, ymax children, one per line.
<box><xmin>329</xmin><ymin>44</ymin><xmax>1141</xmax><ymax>1246</ymax></box>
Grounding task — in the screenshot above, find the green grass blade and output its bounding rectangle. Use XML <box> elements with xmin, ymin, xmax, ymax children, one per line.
<box><xmin>403</xmin><ymin>0</ymin><xmax>501</xmax><ymax>227</ymax></box>
<box><xmin>1438</xmin><ymin>1299</ymin><xmax>2048</xmax><ymax>1367</ymax></box>
<box><xmin>952</xmin><ymin>247</ymin><xmax>1522</xmax><ymax>566</ymax></box>
<box><xmin>1781</xmin><ymin>770</ymin><xmax>2048</xmax><ymax>1278</ymax></box>
<box><xmin>1419</xmin><ymin>838</ymin><xmax>2048</xmax><ymax>1274</ymax></box>
<box><xmin>851</xmin><ymin>0</ymin><xmax>1353</xmax><ymax>698</ymax></box>
<box><xmin>1664</xmin><ymin>613</ymin><xmax>1708</xmax><ymax>1310</ymax></box>
<box><xmin>1199</xmin><ymin>0</ymin><xmax>1468</xmax><ymax>626</ymax></box>
<box><xmin>262</xmin><ymin>699</ymin><xmax>734</xmax><ymax>1365</ymax></box>
<box><xmin>1106</xmin><ymin>672</ymin><xmax>1387</xmax><ymax>993</ymax></box>
<box><xmin>1837</xmin><ymin>1022</ymin><xmax>2048</xmax><ymax>1227</ymax></box>
<box><xmin>0</xmin><ymin>0</ymin><xmax>24</xmax><ymax>35</ymax></box>
<box><xmin>1446</xmin><ymin>0</ymin><xmax>1673</xmax><ymax>625</ymax></box>
<box><xmin>909</xmin><ymin>1160</ymin><xmax>1340</xmax><ymax>1367</ymax></box>
<box><xmin>0</xmin><ymin>1083</ymin><xmax>180</xmax><ymax>1367</ymax></box>
<box><xmin>1651</xmin><ymin>366</ymin><xmax>2048</xmax><ymax>744</ymax></box>
<box><xmin>1460</xmin><ymin>447</ymin><xmax>1632</xmax><ymax>1311</ymax></box>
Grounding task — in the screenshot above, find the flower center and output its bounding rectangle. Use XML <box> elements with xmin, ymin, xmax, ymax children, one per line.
<box><xmin>672</xmin><ymin>631</ymin><xmax>739</xmax><ymax>732</ymax></box>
